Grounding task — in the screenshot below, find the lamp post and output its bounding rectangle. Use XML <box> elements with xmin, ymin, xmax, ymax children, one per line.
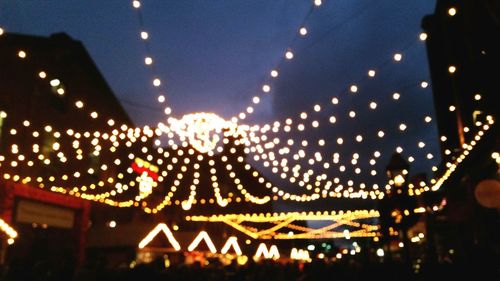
<box><xmin>382</xmin><ymin>152</ymin><xmax>412</xmax><ymax>265</ymax></box>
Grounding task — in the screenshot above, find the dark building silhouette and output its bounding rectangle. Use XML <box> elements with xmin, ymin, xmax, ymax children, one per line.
<box><xmin>421</xmin><ymin>0</ymin><xmax>499</xmax><ymax>276</ymax></box>
<box><xmin>0</xmin><ymin>32</ymin><xmax>135</xmax><ymax>272</ymax></box>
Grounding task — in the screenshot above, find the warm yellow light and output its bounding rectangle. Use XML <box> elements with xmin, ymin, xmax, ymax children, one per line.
<box><xmin>50</xmin><ymin>79</ymin><xmax>60</xmax><ymax>87</ymax></box>
<box><xmin>270</xmin><ymin>70</ymin><xmax>279</xmax><ymax>77</ymax></box>
<box><xmin>254</xmin><ymin>243</ymin><xmax>280</xmax><ymax>260</ymax></box>
<box><xmin>419</xmin><ymin>32</ymin><xmax>428</xmax><ymax>41</ymax></box>
<box><xmin>394</xmin><ymin>174</ymin><xmax>405</xmax><ymax>187</ymax></box>
<box><xmin>132</xmin><ymin>0</ymin><xmax>141</xmax><ymax>8</ymax></box>
<box><xmin>350</xmin><ymin>85</ymin><xmax>358</xmax><ymax>93</ymax></box>
<box><xmin>220</xmin><ymin>236</ymin><xmax>242</xmax><ymax>256</ymax></box>
<box><xmin>18</xmin><ymin>50</ymin><xmax>27</xmax><ymax>59</ymax></box>
<box><xmin>188</xmin><ymin>231</ymin><xmax>217</xmax><ymax>254</ymax></box>
<box><xmin>140</xmin><ymin>31</ymin><xmax>149</xmax><ymax>40</ymax></box>
<box><xmin>448</xmin><ymin>65</ymin><xmax>456</xmax><ymax>74</ymax></box>
<box><xmin>421</xmin><ymin>81</ymin><xmax>429</xmax><ymax>88</ymax></box>
<box><xmin>299</xmin><ymin>27</ymin><xmax>308</xmax><ymax>36</ymax></box>
<box><xmin>145</xmin><ymin>57</ymin><xmax>153</xmax><ymax>65</ymax></box>
<box><xmin>368</xmin><ymin>70</ymin><xmax>376</xmax><ymax>77</ymax></box>
<box><xmin>138</xmin><ymin>223</ymin><xmax>181</xmax><ymax>250</ymax></box>
<box><xmin>285</xmin><ymin>50</ymin><xmax>294</xmax><ymax>60</ymax></box>
<box><xmin>393</xmin><ymin>53</ymin><xmax>402</xmax><ymax>61</ymax></box>
<box><xmin>448</xmin><ymin>7</ymin><xmax>457</xmax><ymax>16</ymax></box>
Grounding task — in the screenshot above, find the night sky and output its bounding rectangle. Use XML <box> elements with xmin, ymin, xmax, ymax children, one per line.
<box><xmin>0</xmin><ymin>1</ymin><xmax>440</xmax><ymax>208</ymax></box>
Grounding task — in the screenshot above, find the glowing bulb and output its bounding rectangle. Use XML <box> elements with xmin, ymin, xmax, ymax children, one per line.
<box><xmin>50</xmin><ymin>79</ymin><xmax>60</xmax><ymax>87</ymax></box>
<box><xmin>262</xmin><ymin>85</ymin><xmax>271</xmax><ymax>93</ymax></box>
<box><xmin>314</xmin><ymin>104</ymin><xmax>321</xmax><ymax>112</ymax></box>
<box><xmin>329</xmin><ymin>116</ymin><xmax>336</xmax><ymax>123</ymax></box>
<box><xmin>421</xmin><ymin>81</ymin><xmax>429</xmax><ymax>88</ymax></box>
<box><xmin>425</xmin><ymin>116</ymin><xmax>432</xmax><ymax>123</ymax></box>
<box><xmin>132</xmin><ymin>1</ymin><xmax>141</xmax><ymax>8</ymax></box>
<box><xmin>394</xmin><ymin>53</ymin><xmax>402</xmax><ymax>61</ymax></box>
<box><xmin>399</xmin><ymin>123</ymin><xmax>407</xmax><ymax>131</ymax></box>
<box><xmin>448</xmin><ymin>65</ymin><xmax>456</xmax><ymax>74</ymax></box>
<box><xmin>350</xmin><ymin>85</ymin><xmax>358</xmax><ymax>93</ymax></box>
<box><xmin>331</xmin><ymin>97</ymin><xmax>339</xmax><ymax>104</ymax></box>
<box><xmin>285</xmin><ymin>50</ymin><xmax>294</xmax><ymax>60</ymax></box>
<box><xmin>474</xmin><ymin>94</ymin><xmax>481</xmax><ymax>101</ymax></box>
<box><xmin>449</xmin><ymin>105</ymin><xmax>456</xmax><ymax>112</ymax></box>
<box><xmin>158</xmin><ymin>95</ymin><xmax>165</xmax><ymax>103</ymax></box>
<box><xmin>378</xmin><ymin>131</ymin><xmax>384</xmax><ymax>138</ymax></box>
<box><xmin>18</xmin><ymin>50</ymin><xmax>26</xmax><ymax>58</ymax></box>
<box><xmin>270</xmin><ymin>70</ymin><xmax>279</xmax><ymax>77</ymax></box>
<box><xmin>314</xmin><ymin>0</ymin><xmax>322</xmax><ymax>6</ymax></box>
<box><xmin>153</xmin><ymin>78</ymin><xmax>161</xmax><ymax>87</ymax></box>
<box><xmin>38</xmin><ymin>71</ymin><xmax>47</xmax><ymax>79</ymax></box>
<box><xmin>349</xmin><ymin>111</ymin><xmax>356</xmax><ymax>118</ymax></box>
<box><xmin>337</xmin><ymin>138</ymin><xmax>343</xmax><ymax>145</ymax></box>
<box><xmin>393</xmin><ymin>92</ymin><xmax>400</xmax><ymax>100</ymax></box>
<box><xmin>419</xmin><ymin>32</ymin><xmax>428</xmax><ymax>41</ymax></box>
<box><xmin>75</xmin><ymin>100</ymin><xmax>84</xmax><ymax>108</ymax></box>
<box><xmin>140</xmin><ymin>31</ymin><xmax>149</xmax><ymax>40</ymax></box>
<box><xmin>369</xmin><ymin>102</ymin><xmax>377</xmax><ymax>109</ymax></box>
<box><xmin>368</xmin><ymin>70</ymin><xmax>376</xmax><ymax>77</ymax></box>
<box><xmin>0</xmin><ymin>27</ymin><xmax>4</xmax><ymax>36</ymax></box>
<box><xmin>252</xmin><ymin>96</ymin><xmax>260</xmax><ymax>104</ymax></box>
<box><xmin>145</xmin><ymin>57</ymin><xmax>153</xmax><ymax>65</ymax></box>
<box><xmin>448</xmin><ymin>7</ymin><xmax>457</xmax><ymax>16</ymax></box>
<box><xmin>299</xmin><ymin>27</ymin><xmax>308</xmax><ymax>36</ymax></box>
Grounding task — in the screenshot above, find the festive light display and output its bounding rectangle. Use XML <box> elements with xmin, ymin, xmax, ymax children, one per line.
<box><xmin>0</xmin><ymin>218</ymin><xmax>18</xmax><ymax>245</ymax></box>
<box><xmin>187</xmin><ymin>210</ymin><xmax>380</xmax><ymax>239</ymax></box>
<box><xmin>254</xmin><ymin>243</ymin><xmax>280</xmax><ymax>260</ymax></box>
<box><xmin>0</xmin><ymin>2</ymin><xmax>496</xmax><ymax>221</ymax></box>
<box><xmin>138</xmin><ymin>223</ymin><xmax>181</xmax><ymax>250</ymax></box>
<box><xmin>220</xmin><ymin>236</ymin><xmax>243</xmax><ymax>256</ymax></box>
<box><xmin>290</xmin><ymin>248</ymin><xmax>311</xmax><ymax>262</ymax></box>
<box><xmin>187</xmin><ymin>231</ymin><xmax>217</xmax><ymax>254</ymax></box>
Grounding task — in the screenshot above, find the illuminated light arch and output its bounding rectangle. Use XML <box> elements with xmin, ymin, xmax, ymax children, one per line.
<box><xmin>187</xmin><ymin>210</ymin><xmax>380</xmax><ymax>240</ymax></box>
<box><xmin>290</xmin><ymin>248</ymin><xmax>311</xmax><ymax>262</ymax></box>
<box><xmin>187</xmin><ymin>230</ymin><xmax>217</xmax><ymax>254</ymax></box>
<box><xmin>138</xmin><ymin>223</ymin><xmax>181</xmax><ymax>250</ymax></box>
<box><xmin>254</xmin><ymin>243</ymin><xmax>280</xmax><ymax>260</ymax></box>
<box><xmin>220</xmin><ymin>236</ymin><xmax>243</xmax><ymax>256</ymax></box>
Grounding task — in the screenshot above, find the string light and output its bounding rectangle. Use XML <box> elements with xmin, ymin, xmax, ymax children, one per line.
<box><xmin>448</xmin><ymin>7</ymin><xmax>457</xmax><ymax>16</ymax></box>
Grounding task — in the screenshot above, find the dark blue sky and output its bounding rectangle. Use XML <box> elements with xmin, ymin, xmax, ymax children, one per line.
<box><xmin>0</xmin><ymin>1</ymin><xmax>440</xmax><ymax>201</ymax></box>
